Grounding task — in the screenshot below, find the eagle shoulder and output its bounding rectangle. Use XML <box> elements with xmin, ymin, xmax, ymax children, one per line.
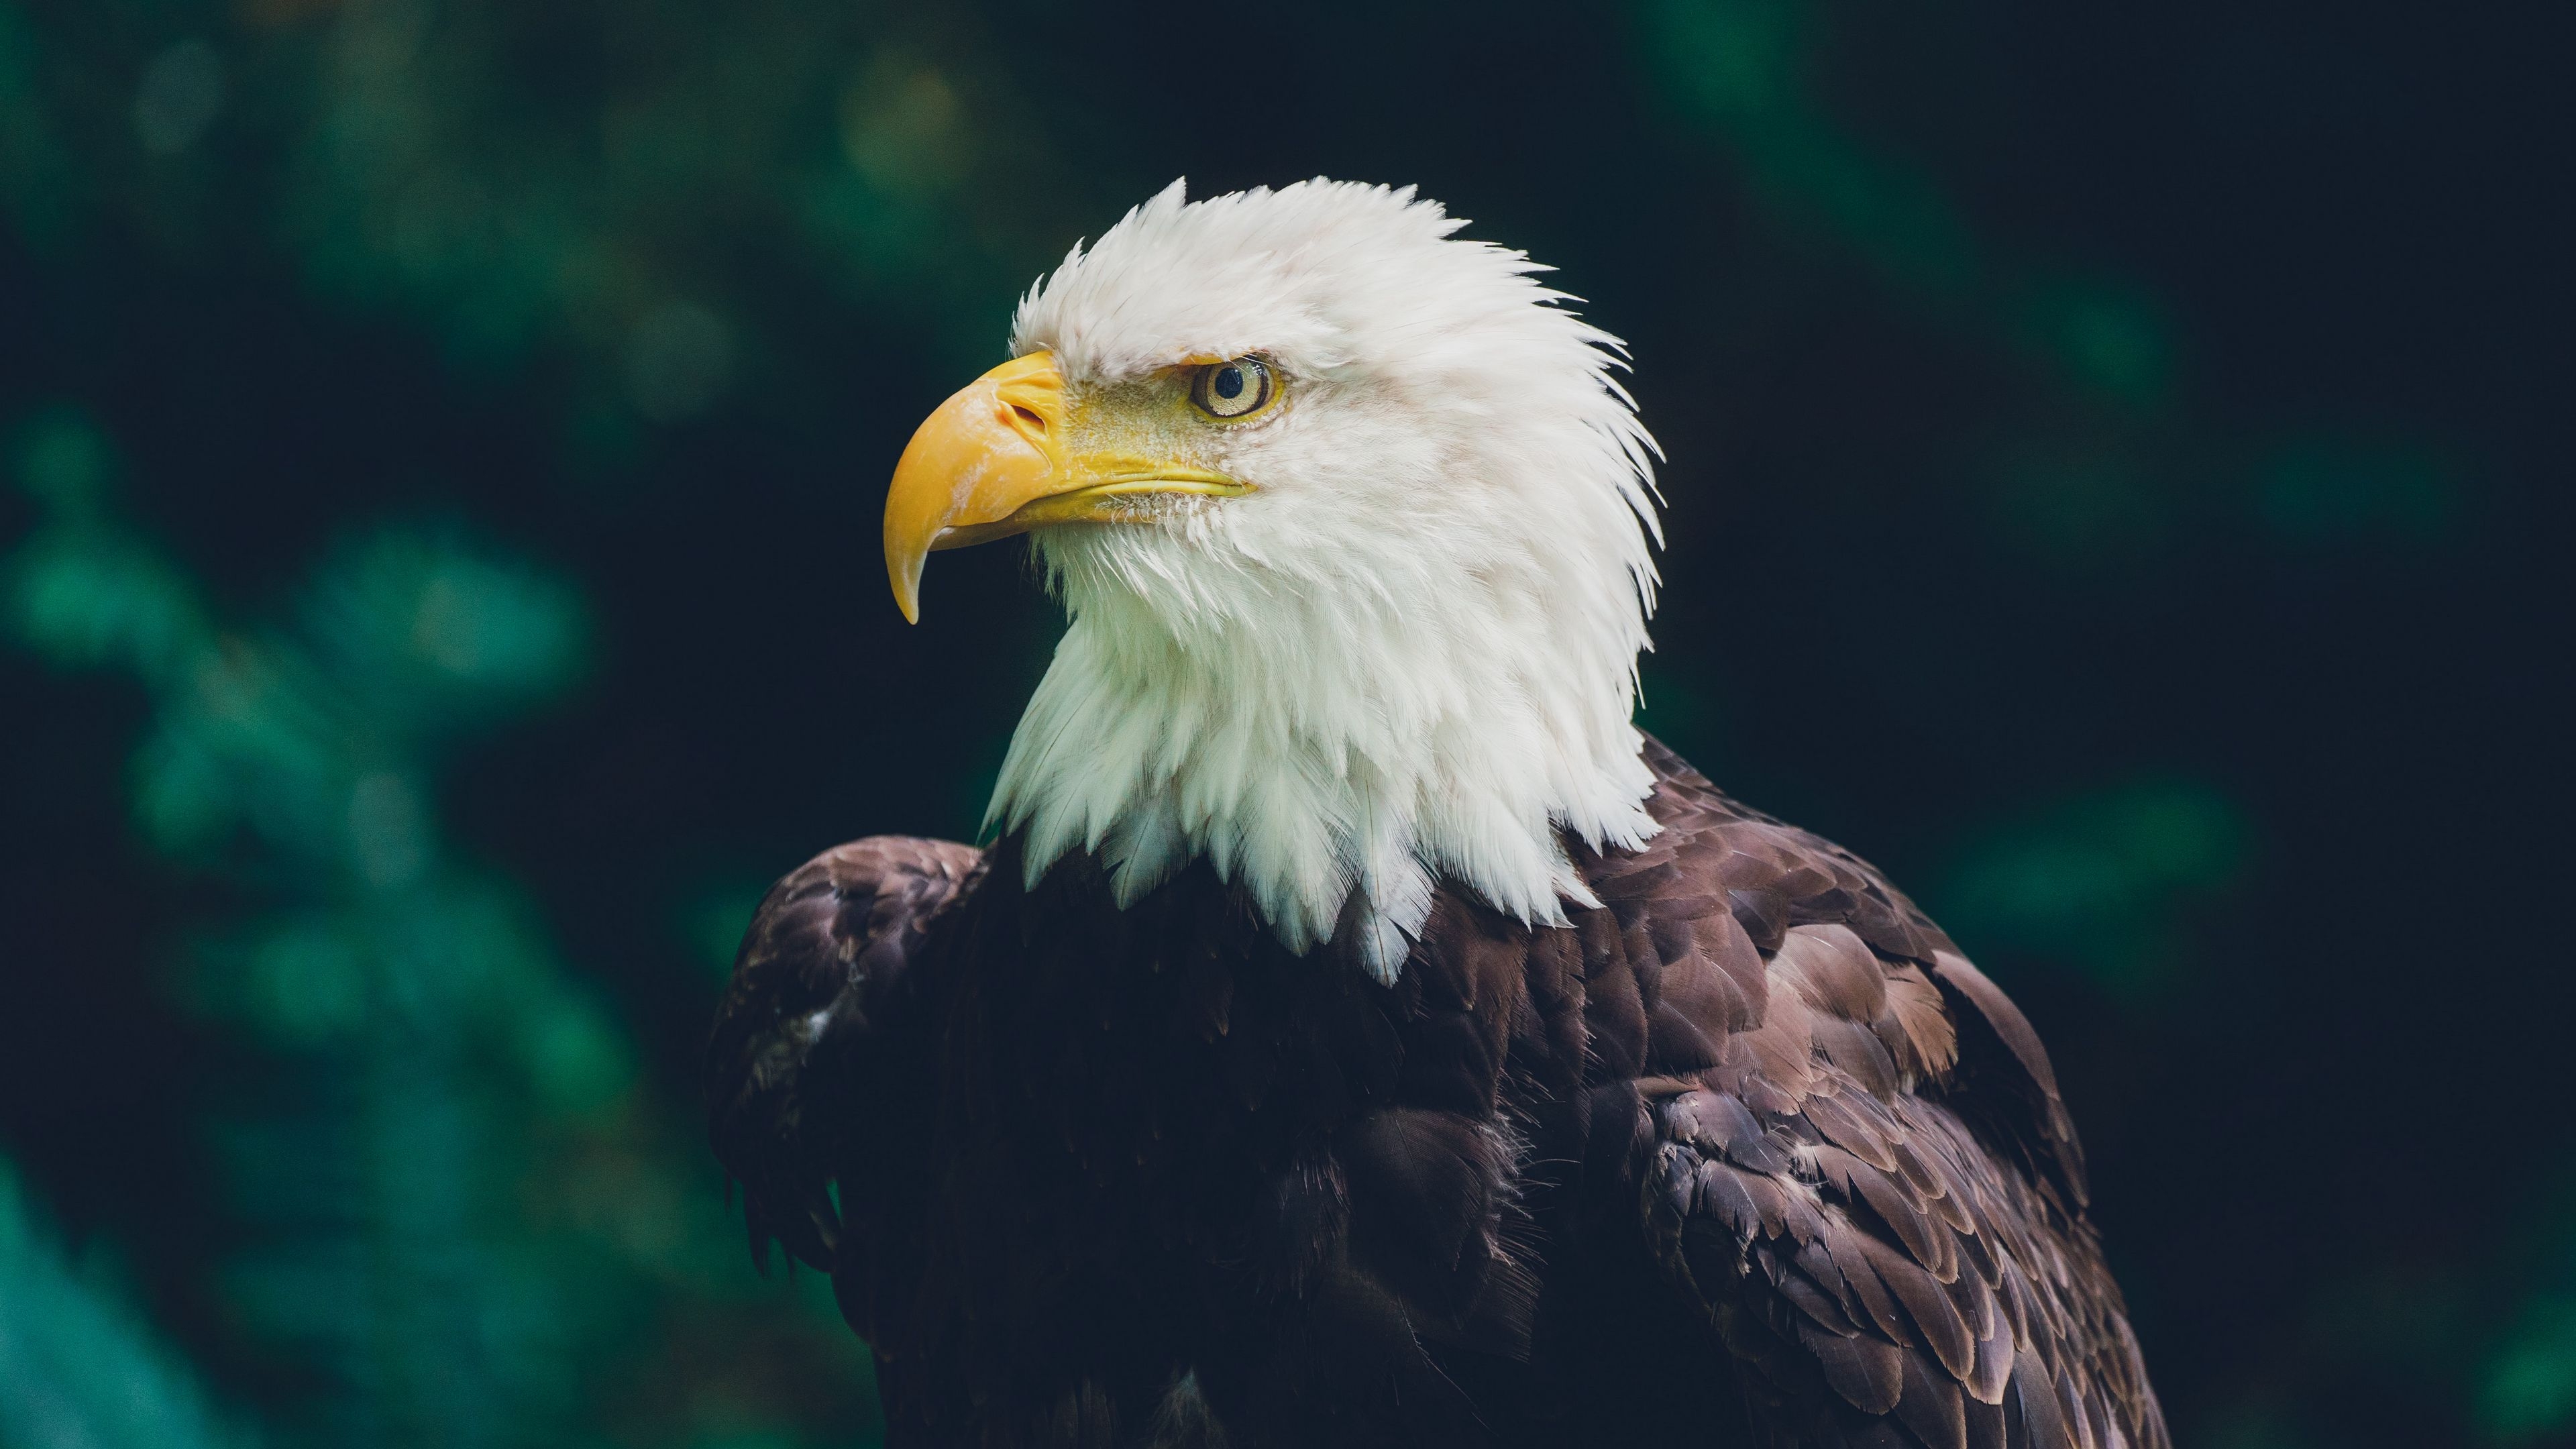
<box><xmin>706</xmin><ymin>835</ymin><xmax>981</xmax><ymax>1281</ymax></box>
<box><xmin>1572</xmin><ymin>738</ymin><xmax>2166</xmax><ymax>1449</ymax></box>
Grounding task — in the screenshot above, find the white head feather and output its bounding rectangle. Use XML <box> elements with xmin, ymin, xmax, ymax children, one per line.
<box><xmin>989</xmin><ymin>178</ymin><xmax>1664</xmax><ymax>982</ymax></box>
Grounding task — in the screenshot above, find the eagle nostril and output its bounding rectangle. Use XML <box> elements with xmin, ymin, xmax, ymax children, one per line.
<box><xmin>1008</xmin><ymin>403</ymin><xmax>1045</xmax><ymax>435</ymax></box>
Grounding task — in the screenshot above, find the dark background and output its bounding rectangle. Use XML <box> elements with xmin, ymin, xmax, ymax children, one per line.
<box><xmin>1</xmin><ymin>1</ymin><xmax>2569</xmax><ymax>1445</ymax></box>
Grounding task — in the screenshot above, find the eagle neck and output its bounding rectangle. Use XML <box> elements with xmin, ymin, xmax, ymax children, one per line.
<box><xmin>983</xmin><ymin>544</ymin><xmax>1660</xmax><ymax>983</ymax></box>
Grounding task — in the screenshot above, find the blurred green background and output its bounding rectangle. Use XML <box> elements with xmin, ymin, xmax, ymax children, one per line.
<box><xmin>0</xmin><ymin>1</ymin><xmax>2567</xmax><ymax>1445</ymax></box>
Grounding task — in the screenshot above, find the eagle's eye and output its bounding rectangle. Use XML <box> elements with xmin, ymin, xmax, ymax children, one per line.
<box><xmin>1189</xmin><ymin>356</ymin><xmax>1275</xmax><ymax>420</ymax></box>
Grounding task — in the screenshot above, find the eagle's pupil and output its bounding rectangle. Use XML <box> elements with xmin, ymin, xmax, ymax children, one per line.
<box><xmin>1214</xmin><ymin>366</ymin><xmax>1244</xmax><ymax>400</ymax></box>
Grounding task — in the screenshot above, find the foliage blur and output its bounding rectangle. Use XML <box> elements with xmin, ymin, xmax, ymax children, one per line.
<box><xmin>0</xmin><ymin>1</ymin><xmax>2565</xmax><ymax>1446</ymax></box>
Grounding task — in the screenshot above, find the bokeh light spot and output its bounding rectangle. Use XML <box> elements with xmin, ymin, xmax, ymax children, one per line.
<box><xmin>349</xmin><ymin>770</ymin><xmax>431</xmax><ymax>888</ymax></box>
<box><xmin>133</xmin><ymin>40</ymin><xmax>224</xmax><ymax>156</ymax></box>
<box><xmin>626</xmin><ymin>301</ymin><xmax>736</xmax><ymax>423</ymax></box>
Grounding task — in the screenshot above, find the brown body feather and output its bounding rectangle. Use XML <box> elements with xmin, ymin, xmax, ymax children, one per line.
<box><xmin>708</xmin><ymin>739</ymin><xmax>2167</xmax><ymax>1448</ymax></box>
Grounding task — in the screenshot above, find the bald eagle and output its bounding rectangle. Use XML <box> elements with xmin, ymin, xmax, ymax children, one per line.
<box><xmin>708</xmin><ymin>180</ymin><xmax>2167</xmax><ymax>1449</ymax></box>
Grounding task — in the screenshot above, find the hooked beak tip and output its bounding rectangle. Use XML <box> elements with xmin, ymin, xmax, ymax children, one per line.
<box><xmin>888</xmin><ymin>556</ymin><xmax>924</xmax><ymax>625</ymax></box>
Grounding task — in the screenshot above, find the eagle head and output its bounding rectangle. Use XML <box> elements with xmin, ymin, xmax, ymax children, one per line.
<box><xmin>881</xmin><ymin>179</ymin><xmax>1665</xmax><ymax>981</ymax></box>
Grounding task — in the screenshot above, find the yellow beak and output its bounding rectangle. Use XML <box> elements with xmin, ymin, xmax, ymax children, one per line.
<box><xmin>881</xmin><ymin>351</ymin><xmax>1249</xmax><ymax>622</ymax></box>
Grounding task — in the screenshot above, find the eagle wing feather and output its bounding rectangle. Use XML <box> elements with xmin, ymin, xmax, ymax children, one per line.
<box><xmin>1599</xmin><ymin>740</ymin><xmax>2165</xmax><ymax>1449</ymax></box>
<box><xmin>705</xmin><ymin>835</ymin><xmax>981</xmax><ymax>1304</ymax></box>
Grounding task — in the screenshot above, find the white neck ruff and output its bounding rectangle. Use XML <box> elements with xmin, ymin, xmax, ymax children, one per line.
<box><xmin>986</xmin><ymin>520</ymin><xmax>1660</xmax><ymax>982</ymax></box>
